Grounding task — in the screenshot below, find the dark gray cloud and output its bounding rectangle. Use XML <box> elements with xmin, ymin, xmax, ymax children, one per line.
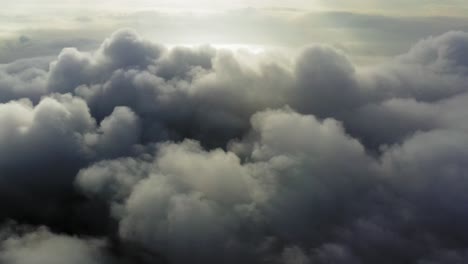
<box><xmin>0</xmin><ymin>28</ymin><xmax>468</xmax><ymax>264</ymax></box>
<box><xmin>76</xmin><ymin>107</ymin><xmax>375</xmax><ymax>263</ymax></box>
<box><xmin>0</xmin><ymin>93</ymin><xmax>140</xmax><ymax>232</ymax></box>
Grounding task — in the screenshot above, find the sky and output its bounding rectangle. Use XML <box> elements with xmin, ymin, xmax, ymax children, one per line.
<box><xmin>1</xmin><ymin>0</ymin><xmax>468</xmax><ymax>64</ymax></box>
<box><xmin>2</xmin><ymin>0</ymin><xmax>467</xmax><ymax>13</ymax></box>
<box><xmin>1</xmin><ymin>1</ymin><xmax>468</xmax><ymax>264</ymax></box>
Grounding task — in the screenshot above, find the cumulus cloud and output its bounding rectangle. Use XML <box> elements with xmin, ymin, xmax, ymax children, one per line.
<box><xmin>0</xmin><ymin>28</ymin><xmax>468</xmax><ymax>264</ymax></box>
<box><xmin>0</xmin><ymin>93</ymin><xmax>140</xmax><ymax>229</ymax></box>
<box><xmin>0</xmin><ymin>58</ymin><xmax>48</xmax><ymax>103</ymax></box>
<box><xmin>0</xmin><ymin>224</ymin><xmax>115</xmax><ymax>264</ymax></box>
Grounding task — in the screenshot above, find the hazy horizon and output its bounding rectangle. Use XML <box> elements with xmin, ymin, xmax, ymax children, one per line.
<box><xmin>1</xmin><ymin>0</ymin><xmax>468</xmax><ymax>64</ymax></box>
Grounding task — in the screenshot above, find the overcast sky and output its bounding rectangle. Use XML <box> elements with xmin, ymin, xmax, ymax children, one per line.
<box><xmin>3</xmin><ymin>0</ymin><xmax>468</xmax><ymax>13</ymax></box>
<box><xmin>1</xmin><ymin>0</ymin><xmax>468</xmax><ymax>64</ymax></box>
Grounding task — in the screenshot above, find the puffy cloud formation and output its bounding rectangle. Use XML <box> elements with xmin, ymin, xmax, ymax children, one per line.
<box><xmin>76</xmin><ymin>108</ymin><xmax>374</xmax><ymax>263</ymax></box>
<box><xmin>1</xmin><ymin>28</ymin><xmax>468</xmax><ymax>263</ymax></box>
<box><xmin>0</xmin><ymin>93</ymin><xmax>140</xmax><ymax>230</ymax></box>
<box><xmin>0</xmin><ymin>223</ymin><xmax>115</xmax><ymax>264</ymax></box>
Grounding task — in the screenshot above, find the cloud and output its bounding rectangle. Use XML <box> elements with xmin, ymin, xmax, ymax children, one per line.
<box><xmin>0</xmin><ymin>28</ymin><xmax>467</xmax><ymax>263</ymax></box>
<box><xmin>0</xmin><ymin>58</ymin><xmax>48</xmax><ymax>103</ymax></box>
<box><xmin>76</xmin><ymin>108</ymin><xmax>375</xmax><ymax>263</ymax></box>
<box><xmin>293</xmin><ymin>45</ymin><xmax>360</xmax><ymax>116</ymax></box>
<box><xmin>77</xmin><ymin>140</ymin><xmax>254</xmax><ymax>263</ymax></box>
<box><xmin>0</xmin><ymin>223</ymin><xmax>116</xmax><ymax>264</ymax></box>
<box><xmin>4</xmin><ymin>7</ymin><xmax>468</xmax><ymax>65</ymax></box>
<box><xmin>0</xmin><ymin>94</ymin><xmax>140</xmax><ymax>229</ymax></box>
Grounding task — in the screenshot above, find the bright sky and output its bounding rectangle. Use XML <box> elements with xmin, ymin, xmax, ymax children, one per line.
<box><xmin>1</xmin><ymin>0</ymin><xmax>467</xmax><ymax>64</ymax></box>
<box><xmin>3</xmin><ymin>0</ymin><xmax>319</xmax><ymax>12</ymax></box>
<box><xmin>2</xmin><ymin>0</ymin><xmax>467</xmax><ymax>14</ymax></box>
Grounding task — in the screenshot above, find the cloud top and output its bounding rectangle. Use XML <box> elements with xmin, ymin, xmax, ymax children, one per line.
<box><xmin>0</xmin><ymin>29</ymin><xmax>468</xmax><ymax>264</ymax></box>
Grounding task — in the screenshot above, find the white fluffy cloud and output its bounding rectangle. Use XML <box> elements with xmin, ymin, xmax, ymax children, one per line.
<box><xmin>0</xmin><ymin>224</ymin><xmax>114</xmax><ymax>264</ymax></box>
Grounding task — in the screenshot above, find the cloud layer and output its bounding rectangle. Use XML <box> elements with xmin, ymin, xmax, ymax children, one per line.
<box><xmin>0</xmin><ymin>29</ymin><xmax>468</xmax><ymax>263</ymax></box>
